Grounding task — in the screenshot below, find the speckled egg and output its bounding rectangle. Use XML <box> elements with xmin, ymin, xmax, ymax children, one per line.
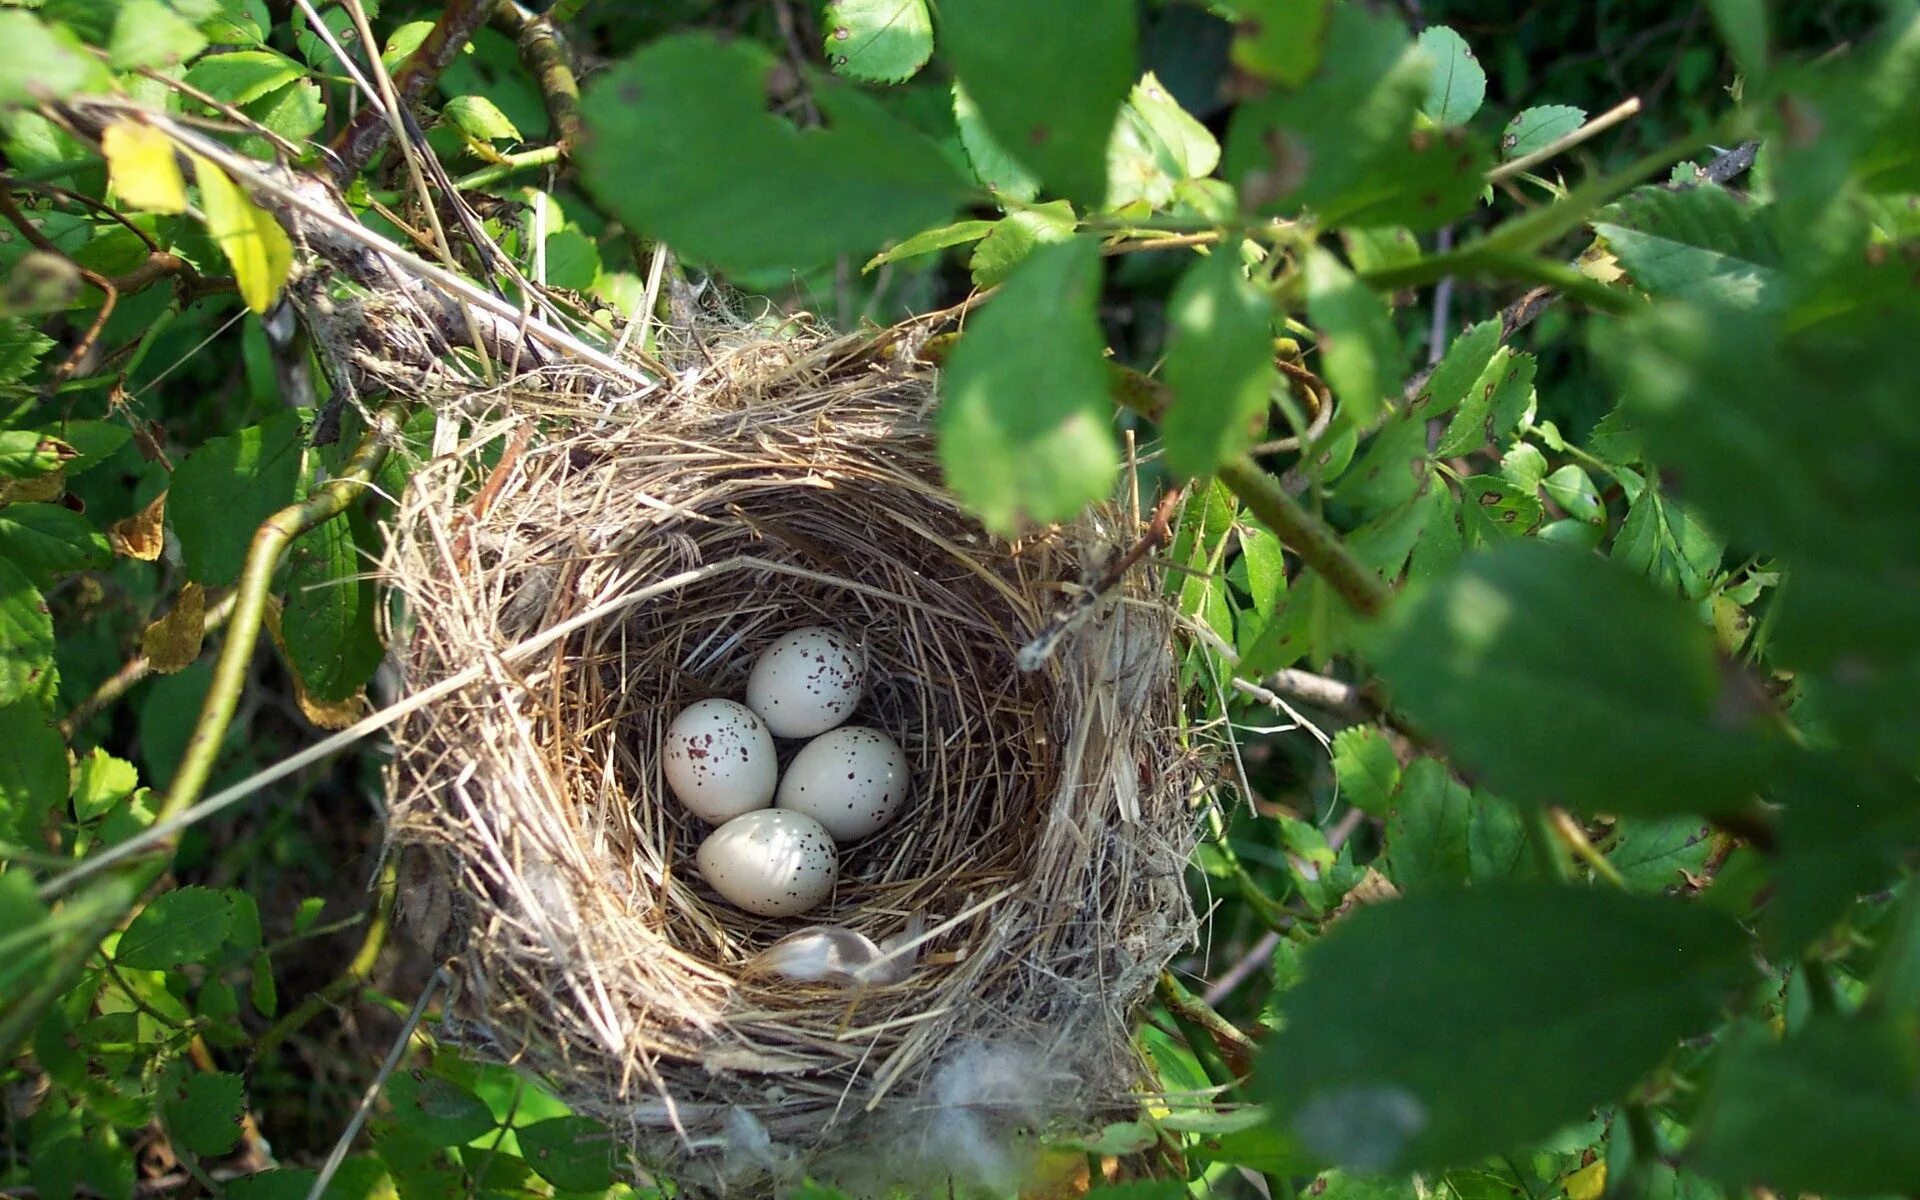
<box><xmin>745</xmin><ymin>626</ymin><xmax>865</xmax><ymax>739</ymax></box>
<box><xmin>662</xmin><ymin>699</ymin><xmax>777</xmax><ymax>824</ymax></box>
<box><xmin>696</xmin><ymin>809</ymin><xmax>839</xmax><ymax>917</ymax></box>
<box><xmin>776</xmin><ymin>725</ymin><xmax>909</xmax><ymax>843</ymax></box>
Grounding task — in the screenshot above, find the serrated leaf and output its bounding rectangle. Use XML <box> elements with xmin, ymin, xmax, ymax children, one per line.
<box><xmin>71</xmin><ymin>747</ymin><xmax>138</xmax><ymax>823</ymax></box>
<box><xmin>244</xmin><ymin>79</ymin><xmax>324</xmax><ymax>147</ymax></box>
<box><xmin>1416</xmin><ymin>26</ymin><xmax>1485</xmax><ymax>124</ymax></box>
<box><xmin>1224</xmin><ymin>6</ymin><xmax>1429</xmax><ymax>218</ymax></box>
<box><xmin>1613</xmin><ymin>483</ymin><xmax>1723</xmax><ymax>600</ymax></box>
<box><xmin>0</xmin><ymin>503</ymin><xmax>110</xmax><ymax>583</ymax></box>
<box><xmin>1593</xmin><ymin>186</ymin><xmax>1782</xmax><ymax>309</ymax></box>
<box><xmin>0</xmin><ymin>318</ymin><xmax>56</xmax><ymax>385</ymax></box>
<box><xmin>1383</xmin><ymin>758</ymin><xmax>1472</xmax><ymax>889</ymax></box>
<box><xmin>1304</xmin><ymin>246</ymin><xmax>1402</xmax><ymax>428</ymax></box>
<box><xmin>192</xmin><ymin>154</ymin><xmax>293</xmax><ymax>313</ymax></box>
<box><xmin>1412</xmin><ymin>319</ymin><xmax>1499</xmax><ymax>419</ymax></box>
<box><xmin>169</xmin><ymin>412</ymin><xmax>303</xmax><ymax>587</ymax></box>
<box><xmin>967</xmin><ymin>200</ymin><xmax>1075</xmax><ymax>287</ymax></box>
<box><xmin>1435</xmin><ymin>348</ymin><xmax>1534</xmax><ymax>458</ymax></box>
<box><xmin>579</xmin><ymin>34</ymin><xmax>966</xmax><ymax>272</ymax></box>
<box><xmin>1458</xmin><ymin>474</ymin><xmax>1543</xmax><ymax>544</ymax></box>
<box><xmin>822</xmin><ymin>0</ymin><xmax>932</xmax><ymax>84</ymax></box>
<box><xmin>1364</xmin><ymin>540</ymin><xmax>1781</xmax><ymax>816</ymax></box>
<box><xmin>117</xmin><ymin>886</ymin><xmax>234</xmax><ymax>969</ymax></box>
<box><xmin>863</xmin><ymin>219</ymin><xmax>995</xmax><ymax>272</ymax></box>
<box><xmin>1332</xmin><ymin>725</ymin><xmax>1399</xmax><ymax>816</ymax></box>
<box><xmin>0</xmin><ymin>558</ymin><xmax>53</xmax><ymax>707</ymax></box>
<box><xmin>938</xmin><ymin>240</ymin><xmax>1117</xmax><ymax>533</ymax></box>
<box><xmin>1238</xmin><ymin>525</ymin><xmax>1286</xmax><ymax>618</ymax></box>
<box><xmin>382</xmin><ymin>21</ymin><xmax>434</xmax><ymax>73</ymax></box>
<box><xmin>1259</xmin><ymin>885</ymin><xmax>1755</xmax><ymax>1172</ymax></box>
<box><xmin>1129</xmin><ymin>72</ymin><xmax>1219</xmax><ymax>180</ymax></box>
<box><xmin>102</xmin><ymin>120</ymin><xmax>189</xmax><ymax>215</ymax></box>
<box><xmin>953</xmin><ymin>83</ymin><xmax>1041</xmax><ymax>203</ymax></box>
<box><xmin>283</xmin><ymin>509</ymin><xmax>383</xmax><ymax>702</ymax></box>
<box><xmin>1501</xmin><ymin>104</ymin><xmax>1585</xmax><ymax>161</ymax></box>
<box><xmin>515</xmin><ymin>1117</ymin><xmax>615</xmax><ymax>1192</ymax></box>
<box><xmin>1499</xmin><ymin>443</ymin><xmax>1548</xmax><ymax>490</ymax></box>
<box><xmin>938</xmin><ymin>0</ymin><xmax>1136</xmax><ymax>207</ymax></box>
<box><xmin>183</xmin><ymin>49</ymin><xmax>303</xmax><ymax>105</ymax></box>
<box><xmin>1687</xmin><ymin>1016</ymin><xmax>1920</xmax><ymax>1195</ymax></box>
<box><xmin>443</xmin><ymin>94</ymin><xmax>520</xmax><ymax>142</ymax></box>
<box><xmin>143</xmin><ymin>582</ymin><xmax>208</xmax><ymax>675</ymax></box>
<box><xmin>1605</xmin><ymin>816</ymin><xmax>1712</xmax><ymax>892</ymax></box>
<box><xmin>0</xmin><ymin>700</ymin><xmax>65</xmax><ymax>843</ymax></box>
<box><xmin>162</xmin><ymin>1069</ymin><xmax>246</xmax><ymax>1157</ymax></box>
<box><xmin>1228</xmin><ymin>0</ymin><xmax>1332</xmax><ymax>87</ymax></box>
<box><xmin>1162</xmin><ymin>251</ymin><xmax>1276</xmax><ymax>476</ymax></box>
<box><xmin>110</xmin><ymin>0</ymin><xmax>208</xmax><ymax>70</ymax></box>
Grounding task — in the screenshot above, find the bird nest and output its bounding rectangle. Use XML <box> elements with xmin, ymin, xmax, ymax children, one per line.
<box><xmin>380</xmin><ymin>315</ymin><xmax>1202</xmax><ymax>1194</ymax></box>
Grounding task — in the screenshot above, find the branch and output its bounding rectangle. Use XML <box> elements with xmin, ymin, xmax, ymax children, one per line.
<box><xmin>59</xmin><ymin>589</ymin><xmax>240</xmax><ymax>738</ymax></box>
<box><xmin>491</xmin><ymin>3</ymin><xmax>584</xmax><ymax>151</ymax></box>
<box><xmin>328</xmin><ymin>0</ymin><xmax>496</xmax><ymax>183</ymax></box>
<box><xmin>251</xmin><ymin>856</ymin><xmax>399</xmax><ymax>1070</ymax></box>
<box><xmin>1158</xmin><ymin>970</ymin><xmax>1258</xmax><ymax>1079</ymax></box>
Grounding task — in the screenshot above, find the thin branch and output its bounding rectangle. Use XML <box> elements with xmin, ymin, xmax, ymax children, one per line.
<box><xmin>59</xmin><ymin>589</ymin><xmax>240</xmax><ymax>738</ymax></box>
<box><xmin>1158</xmin><ymin>970</ymin><xmax>1257</xmax><ymax>1079</ymax></box>
<box><xmin>251</xmin><ymin>857</ymin><xmax>399</xmax><ymax>1070</ymax></box>
<box><xmin>329</xmin><ymin>0</ymin><xmax>496</xmax><ymax>183</ymax></box>
<box><xmin>1263</xmin><ymin>668</ymin><xmax>1375</xmax><ymax>721</ymax></box>
<box><xmin>1488</xmin><ymin>97</ymin><xmax>1644</xmax><ymax>183</ymax></box>
<box><xmin>491</xmin><ymin>3</ymin><xmax>584</xmax><ymax>150</ymax></box>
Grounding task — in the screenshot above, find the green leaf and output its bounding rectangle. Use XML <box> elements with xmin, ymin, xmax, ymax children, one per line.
<box><xmin>1258</xmin><ymin>884</ymin><xmax>1754</xmax><ymax>1172</ymax></box>
<box><xmin>1331</xmin><ymin>725</ymin><xmax>1400</xmax><ymax>816</ymax></box>
<box><xmin>43</xmin><ymin>421</ymin><xmax>130</xmax><ymax>474</ymax></box>
<box><xmin>1382</xmin><ymin>758</ymin><xmax>1472</xmax><ymax>889</ymax></box>
<box><xmin>1605</xmin><ymin>816</ymin><xmax>1713</xmax><ymax>893</ymax></box>
<box><xmin>162</xmin><ymin>1069</ymin><xmax>246</xmax><ymax>1157</ymax></box>
<box><xmin>169</xmin><ymin>411</ymin><xmax>304</xmax><ymax>587</ymax></box>
<box><xmin>1412</xmin><ymin>319</ymin><xmax>1499</xmax><ymax>418</ymax></box>
<box><xmin>183</xmin><ymin>49</ymin><xmax>304</xmax><ymax>106</ymax></box>
<box><xmin>1224</xmin><ymin>6</ymin><xmax>1429</xmax><ymax>218</ymax></box>
<box><xmin>284</xmin><ymin>509</ymin><xmax>383</xmax><ymax>703</ymax></box>
<box><xmin>514</xmin><ymin>1117</ymin><xmax>615</xmax><ymax>1192</ymax></box>
<box><xmin>1613</xmin><ymin>482</ymin><xmax>1723</xmax><ymax>601</ymax></box>
<box><xmin>71</xmin><ymin>747</ymin><xmax>139</xmax><ymax>823</ymax></box>
<box><xmin>0</xmin><ymin>318</ymin><xmax>55</xmax><ymax>385</ymax></box>
<box><xmin>443</xmin><ymin>94</ymin><xmax>520</xmax><ymax>142</ymax></box>
<box><xmin>1500</xmin><ymin>443</ymin><xmax>1547</xmax><ymax>491</ymax></box>
<box><xmin>1501</xmin><ymin>105</ymin><xmax>1585</xmax><ymax>161</ymax></box>
<box><xmin>937</xmin><ymin>239</ymin><xmax>1118</xmax><ymax>534</ymax></box>
<box><xmin>1129</xmin><ymin>72</ymin><xmax>1219</xmax><ymax>181</ymax></box>
<box><xmin>863</xmin><ymin>219</ymin><xmax>997</xmax><ymax>272</ymax></box>
<box><xmin>1228</xmin><ymin>0</ymin><xmax>1333</xmax><ymax>88</ymax></box>
<box><xmin>967</xmin><ymin>200</ymin><xmax>1075</xmax><ymax>288</ymax></box>
<box><xmin>953</xmin><ymin>84</ymin><xmax>1040</xmax><ymax>203</ymax></box>
<box><xmin>1593</xmin><ymin>186</ymin><xmax>1782</xmax><ymax>309</ymax></box>
<box><xmin>0</xmin><ymin>430</ymin><xmax>75</xmax><ymax>479</ymax></box>
<box><xmin>140</xmin><ymin>659</ymin><xmax>213</xmax><ymax>787</ymax></box>
<box><xmin>1687</xmin><ymin>1016</ymin><xmax>1920</xmax><ymax>1195</ymax></box>
<box><xmin>386</xmin><ymin>1069</ymin><xmax>497</xmax><ymax>1146</ymax></box>
<box><xmin>1458</xmin><ymin>474</ymin><xmax>1543</xmax><ymax>545</ymax></box>
<box><xmin>1162</xmin><ymin>251</ymin><xmax>1277</xmax><ymax>476</ymax></box>
<box><xmin>0</xmin><ymin>13</ymin><xmax>112</xmax><ymax>106</ymax></box>
<box><xmin>1305</xmin><ymin>246</ymin><xmax>1403</xmax><ymax>428</ymax></box>
<box><xmin>1364</xmin><ymin>540</ymin><xmax>1780</xmax><ymax>816</ymax></box>
<box><xmin>192</xmin><ymin>154</ymin><xmax>294</xmax><ymax>313</ymax></box>
<box><xmin>578</xmin><ymin>34</ymin><xmax>966</xmax><ymax>272</ymax></box>
<box><xmin>0</xmin><ymin>700</ymin><xmax>65</xmax><ymax>843</ymax></box>
<box><xmin>937</xmin><ymin>0</ymin><xmax>1136</xmax><ymax>207</ymax></box>
<box><xmin>1768</xmin><ymin>755</ymin><xmax>1920</xmax><ymax>955</ymax></box>
<box><xmin>1542</xmin><ymin>464</ymin><xmax>1602</xmax><ymax>524</ymax></box>
<box><xmin>1237</xmin><ymin>525</ymin><xmax>1286</xmax><ymax>619</ymax></box>
<box><xmin>117</xmin><ymin>885</ymin><xmax>234</xmax><ymax>969</ymax></box>
<box><xmin>0</xmin><ymin>503</ymin><xmax>110</xmax><ymax>583</ymax></box>
<box><xmin>1466</xmin><ymin>792</ymin><xmax>1529</xmax><ymax>882</ymax></box>
<box><xmin>110</xmin><ymin>0</ymin><xmax>209</xmax><ymax>70</ymax></box>
<box><xmin>1707</xmin><ymin>0</ymin><xmax>1768</xmax><ymax>80</ymax></box>
<box><xmin>822</xmin><ymin>0</ymin><xmax>933</xmax><ymax>84</ymax></box>
<box><xmin>246</xmin><ymin>80</ymin><xmax>325</xmax><ymax>146</ymax></box>
<box><xmin>0</xmin><ymin>557</ymin><xmax>53</xmax><ymax>707</ymax></box>
<box><xmin>1434</xmin><ymin>348</ymin><xmax>1535</xmax><ymax>458</ymax></box>
<box><xmin>1085</xmin><ymin>1183</ymin><xmax>1187</xmax><ymax>1200</ymax></box>
<box><xmin>1416</xmin><ymin>26</ymin><xmax>1485</xmax><ymax>124</ymax></box>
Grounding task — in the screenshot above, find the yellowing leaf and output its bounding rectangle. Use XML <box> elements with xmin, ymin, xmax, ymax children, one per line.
<box><xmin>141</xmin><ymin>581</ymin><xmax>205</xmax><ymax>674</ymax></box>
<box><xmin>262</xmin><ymin>595</ymin><xmax>367</xmax><ymax>729</ymax></box>
<box><xmin>191</xmin><ymin>155</ymin><xmax>291</xmax><ymax>313</ymax></box>
<box><xmin>102</xmin><ymin>120</ymin><xmax>188</xmax><ymax>214</ymax></box>
<box><xmin>1564</xmin><ymin>1159</ymin><xmax>1607</xmax><ymax>1200</ymax></box>
<box><xmin>108</xmin><ymin>490</ymin><xmax>167</xmax><ymax>561</ymax></box>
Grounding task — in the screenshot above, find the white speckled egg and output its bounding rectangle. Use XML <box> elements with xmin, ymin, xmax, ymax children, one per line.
<box><xmin>776</xmin><ymin>725</ymin><xmax>909</xmax><ymax>842</ymax></box>
<box><xmin>745</xmin><ymin>626</ymin><xmax>865</xmax><ymax>739</ymax></box>
<box><xmin>662</xmin><ymin>699</ymin><xmax>777</xmax><ymax>823</ymax></box>
<box><xmin>696</xmin><ymin>809</ymin><xmax>838</xmax><ymax>917</ymax></box>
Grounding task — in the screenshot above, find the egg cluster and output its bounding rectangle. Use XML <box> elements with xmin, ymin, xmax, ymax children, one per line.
<box><xmin>661</xmin><ymin>626</ymin><xmax>909</xmax><ymax>917</ymax></box>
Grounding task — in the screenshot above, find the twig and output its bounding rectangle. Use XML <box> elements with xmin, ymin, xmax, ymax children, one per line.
<box><xmin>302</xmin><ymin>969</ymin><xmax>446</xmax><ymax>1200</ymax></box>
<box><xmin>59</xmin><ymin>590</ymin><xmax>240</xmax><ymax>738</ymax></box>
<box><xmin>491</xmin><ymin>3</ymin><xmax>584</xmax><ymax>150</ymax></box>
<box><xmin>1100</xmin><ymin>231</ymin><xmax>1222</xmax><ymax>257</ymax></box>
<box><xmin>1551</xmin><ymin>808</ymin><xmax>1628</xmax><ymax>888</ymax></box>
<box><xmin>251</xmin><ymin>857</ymin><xmax>399</xmax><ymax>1069</ymax></box>
<box><xmin>1016</xmin><ymin>485</ymin><xmax>1183</xmax><ymax>670</ymax></box>
<box><xmin>1158</xmin><ymin>970</ymin><xmax>1257</xmax><ymax>1079</ymax></box>
<box><xmin>1262</xmin><ymin>668</ymin><xmax>1374</xmax><ymax>721</ymax></box>
<box><xmin>329</xmin><ymin>0</ymin><xmax>496</xmax><ymax>182</ymax></box>
<box><xmin>1202</xmin><ymin>929</ymin><xmax>1282</xmax><ymax>1007</ymax></box>
<box><xmin>1488</xmin><ymin>97</ymin><xmax>1644</xmax><ymax>183</ymax></box>
<box><xmin>453</xmin><ymin>144</ymin><xmax>562</xmax><ymax>191</ymax></box>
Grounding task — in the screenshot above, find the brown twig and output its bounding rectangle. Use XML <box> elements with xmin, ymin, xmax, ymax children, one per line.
<box><xmin>329</xmin><ymin>0</ymin><xmax>497</xmax><ymax>183</ymax></box>
<box><xmin>1017</xmin><ymin>485</ymin><xmax>1183</xmax><ymax>670</ymax></box>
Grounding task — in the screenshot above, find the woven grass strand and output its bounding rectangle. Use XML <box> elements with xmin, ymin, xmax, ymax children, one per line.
<box><xmin>380</xmin><ymin>316</ymin><xmax>1201</xmax><ymax>1193</ymax></box>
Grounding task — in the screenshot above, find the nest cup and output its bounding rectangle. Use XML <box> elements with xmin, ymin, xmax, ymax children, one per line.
<box><xmin>382</xmin><ymin>320</ymin><xmax>1201</xmax><ymax>1193</ymax></box>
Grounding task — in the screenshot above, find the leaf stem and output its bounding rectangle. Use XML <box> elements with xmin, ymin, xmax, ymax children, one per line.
<box><xmin>453</xmin><ymin>144</ymin><xmax>563</xmax><ymax>190</ymax></box>
<box><xmin>1157</xmin><ymin>970</ymin><xmax>1258</xmax><ymax>1080</ymax></box>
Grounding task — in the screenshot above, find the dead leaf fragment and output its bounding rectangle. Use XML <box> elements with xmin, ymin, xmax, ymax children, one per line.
<box><xmin>1328</xmin><ymin>867</ymin><xmax>1402</xmax><ymax>924</ymax></box>
<box><xmin>141</xmin><ymin>581</ymin><xmax>205</xmax><ymax>673</ymax></box>
<box><xmin>108</xmin><ymin>490</ymin><xmax>167</xmax><ymax>560</ymax></box>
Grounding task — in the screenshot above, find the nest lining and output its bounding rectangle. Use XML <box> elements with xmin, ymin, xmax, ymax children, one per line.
<box><xmin>381</xmin><ymin>322</ymin><xmax>1202</xmax><ymax>1189</ymax></box>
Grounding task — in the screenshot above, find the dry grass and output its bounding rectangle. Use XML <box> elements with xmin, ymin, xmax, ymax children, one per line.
<box><xmin>380</xmin><ymin>313</ymin><xmax>1202</xmax><ymax>1191</ymax></box>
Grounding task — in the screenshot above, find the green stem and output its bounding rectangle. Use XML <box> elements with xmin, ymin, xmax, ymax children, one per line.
<box><xmin>1157</xmin><ymin>970</ymin><xmax>1257</xmax><ymax>1079</ymax></box>
<box><xmin>251</xmin><ymin>857</ymin><xmax>399</xmax><ymax>1070</ymax></box>
<box><xmin>490</xmin><ymin>3</ymin><xmax>583</xmax><ymax>150</ymax></box>
<box><xmin>454</xmin><ymin>144</ymin><xmax>563</xmax><ymax>191</ymax></box>
<box><xmin>1526</xmin><ymin>805</ymin><xmax>1572</xmax><ymax>884</ymax></box>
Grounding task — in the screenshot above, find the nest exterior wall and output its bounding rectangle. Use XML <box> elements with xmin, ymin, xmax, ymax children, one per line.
<box><xmin>382</xmin><ymin>332</ymin><xmax>1200</xmax><ymax>1189</ymax></box>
